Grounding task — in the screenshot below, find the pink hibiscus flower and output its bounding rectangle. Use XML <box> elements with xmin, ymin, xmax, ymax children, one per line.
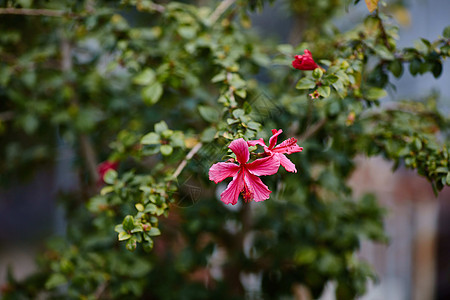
<box><xmin>209</xmin><ymin>138</ymin><xmax>280</xmax><ymax>205</ymax></box>
<box><xmin>248</xmin><ymin>129</ymin><xmax>303</xmax><ymax>173</ymax></box>
<box><xmin>292</xmin><ymin>49</ymin><xmax>320</xmax><ymax>71</ymax></box>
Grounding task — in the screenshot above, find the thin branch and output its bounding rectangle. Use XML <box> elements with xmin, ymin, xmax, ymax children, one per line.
<box><xmin>94</xmin><ymin>281</ymin><xmax>108</xmax><ymax>299</ymax></box>
<box><xmin>0</xmin><ymin>8</ymin><xmax>73</xmax><ymax>17</ymax></box>
<box><xmin>149</xmin><ymin>2</ymin><xmax>165</xmax><ymax>13</ymax></box>
<box><xmin>376</xmin><ymin>10</ymin><xmax>392</xmax><ymax>51</ymax></box>
<box><xmin>79</xmin><ymin>134</ymin><xmax>100</xmax><ymax>183</ymax></box>
<box><xmin>171</xmin><ymin>142</ymin><xmax>203</xmax><ymax>180</ymax></box>
<box><xmin>226</xmin><ymin>72</ymin><xmax>236</xmax><ymax>104</ymax></box>
<box><xmin>135</xmin><ymin>1</ymin><xmax>165</xmax><ymax>13</ymax></box>
<box><xmin>61</xmin><ymin>37</ymin><xmax>99</xmax><ymax>183</ymax></box>
<box><xmin>209</xmin><ymin>0</ymin><xmax>236</xmax><ymax>24</ymax></box>
<box><xmin>298</xmin><ymin>118</ymin><xmax>327</xmax><ymax>142</ymax></box>
<box><xmin>1</xmin><ymin>53</ymin><xmax>62</xmax><ymax>71</ymax></box>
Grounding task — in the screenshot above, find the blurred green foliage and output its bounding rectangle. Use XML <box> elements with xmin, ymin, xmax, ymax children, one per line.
<box><xmin>1</xmin><ymin>0</ymin><xmax>449</xmax><ymax>299</ymax></box>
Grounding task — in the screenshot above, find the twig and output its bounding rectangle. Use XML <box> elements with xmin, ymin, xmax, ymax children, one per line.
<box><xmin>94</xmin><ymin>281</ymin><xmax>108</xmax><ymax>299</ymax></box>
<box><xmin>376</xmin><ymin>10</ymin><xmax>392</xmax><ymax>51</ymax></box>
<box><xmin>171</xmin><ymin>142</ymin><xmax>203</xmax><ymax>180</ymax></box>
<box><xmin>226</xmin><ymin>72</ymin><xmax>236</xmax><ymax>105</ymax></box>
<box><xmin>61</xmin><ymin>37</ymin><xmax>99</xmax><ymax>183</ymax></box>
<box><xmin>79</xmin><ymin>134</ymin><xmax>100</xmax><ymax>183</ymax></box>
<box><xmin>135</xmin><ymin>1</ymin><xmax>165</xmax><ymax>13</ymax></box>
<box><xmin>0</xmin><ymin>8</ymin><xmax>73</xmax><ymax>17</ymax></box>
<box><xmin>150</xmin><ymin>2</ymin><xmax>165</xmax><ymax>13</ymax></box>
<box><xmin>209</xmin><ymin>0</ymin><xmax>237</xmax><ymax>24</ymax></box>
<box><xmin>298</xmin><ymin>118</ymin><xmax>326</xmax><ymax>142</ymax></box>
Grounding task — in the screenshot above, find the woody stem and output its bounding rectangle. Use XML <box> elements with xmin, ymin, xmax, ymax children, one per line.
<box><xmin>171</xmin><ymin>142</ymin><xmax>203</xmax><ymax>180</ymax></box>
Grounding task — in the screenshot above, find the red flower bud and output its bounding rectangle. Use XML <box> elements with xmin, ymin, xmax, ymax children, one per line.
<box><xmin>97</xmin><ymin>160</ymin><xmax>119</xmax><ymax>183</ymax></box>
<box><xmin>292</xmin><ymin>49</ymin><xmax>320</xmax><ymax>71</ymax></box>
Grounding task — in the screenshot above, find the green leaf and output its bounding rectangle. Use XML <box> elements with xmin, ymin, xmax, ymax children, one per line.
<box><xmin>388</xmin><ymin>60</ymin><xmax>403</xmax><ymax>78</ymax></box>
<box><xmin>322</xmin><ymin>74</ymin><xmax>338</xmax><ymax>85</ymax></box>
<box><xmin>160</xmin><ymin>144</ymin><xmax>173</xmax><ymax>156</ymax></box>
<box><xmin>114</xmin><ymin>224</ymin><xmax>124</xmax><ymax>233</ymax></box>
<box><xmin>312</xmin><ymin>68</ymin><xmax>324</xmax><ymax>79</ymax></box>
<box><xmin>118</xmin><ymin>231</ymin><xmax>131</xmax><ymax>241</ymax></box>
<box><xmin>45</xmin><ymin>273</ymin><xmax>67</xmax><ymax>290</ymax></box>
<box><xmin>227</xmin><ymin>118</ymin><xmax>239</xmax><ymax>125</ymax></box>
<box><xmin>365</xmin><ymin>87</ymin><xmax>387</xmax><ymax>100</ymax></box>
<box><xmin>409</xmin><ymin>59</ymin><xmax>421</xmax><ymax>76</ymax></box>
<box><xmin>131</xmin><ymin>225</ymin><xmax>143</xmax><ymax>233</ymax></box>
<box><xmin>17</xmin><ymin>0</ymin><xmax>33</xmax><ymax>8</ymax></box>
<box><xmin>144</xmin><ymin>203</ymin><xmax>157</xmax><ymax>214</ymax></box>
<box><xmin>230</xmin><ymin>74</ymin><xmax>246</xmax><ymax>89</ymax></box>
<box><xmin>443</xmin><ymin>26</ymin><xmax>450</xmax><ymax>38</ymax></box>
<box><xmin>373</xmin><ymin>45</ymin><xmax>394</xmax><ymax>60</ymax></box>
<box><xmin>432</xmin><ymin>61</ymin><xmax>443</xmax><ymax>78</ymax></box>
<box><xmin>123</xmin><ymin>215</ymin><xmax>135</xmax><ymax>231</ymax></box>
<box><xmin>126</xmin><ymin>238</ymin><xmax>137</xmax><ymax>252</ymax></box>
<box><xmin>435</xmin><ymin>167</ymin><xmax>449</xmax><ymax>174</ymax></box>
<box><xmin>133</xmin><ymin>68</ymin><xmax>156</xmax><ymax>85</ymax></box>
<box><xmin>177</xmin><ymin>25</ymin><xmax>196</xmax><ymax>39</ymax></box>
<box><xmin>247</xmin><ymin>121</ymin><xmax>261</xmax><ymax>131</ymax></box>
<box><xmin>103</xmin><ymin>170</ymin><xmax>117</xmax><ymax>185</ymax></box>
<box><xmin>148</xmin><ymin>227</ymin><xmax>161</xmax><ymax>236</ymax></box>
<box><xmin>232</xmin><ymin>109</ymin><xmax>245</xmax><ymax>119</ymax></box>
<box><xmin>160</xmin><ymin>129</ymin><xmax>173</xmax><ymax>139</ymax></box>
<box><xmin>295</xmin><ymin>77</ymin><xmax>316</xmax><ymax>90</ymax></box>
<box><xmin>201</xmin><ymin>127</ymin><xmax>216</xmax><ymax>142</ymax></box>
<box><xmin>141</xmin><ymin>132</ymin><xmax>160</xmax><ymax>145</ymax></box>
<box><xmin>142</xmin><ymin>82</ymin><xmax>163</xmax><ymax>105</ymax></box>
<box><xmin>317</xmin><ymin>86</ymin><xmax>331</xmax><ymax>98</ymax></box>
<box><xmin>413</xmin><ymin>138</ymin><xmax>422</xmax><ymax>151</ymax></box>
<box><xmin>235</xmin><ymin>89</ymin><xmax>247</xmax><ymax>99</ymax></box>
<box><xmin>135</xmin><ymin>203</ymin><xmax>145</xmax><ymax>211</ymax></box>
<box><xmin>332</xmin><ymin>80</ymin><xmax>346</xmax><ymax>98</ymax></box>
<box><xmin>170</xmin><ymin>132</ymin><xmax>185</xmax><ymax>148</ymax></box>
<box><xmin>142</xmin><ymin>239</ymin><xmax>154</xmax><ymax>252</ymax></box>
<box><xmin>154</xmin><ymin>121</ymin><xmax>169</xmax><ymax>133</ymax></box>
<box><xmin>198</xmin><ymin>106</ymin><xmax>219</xmax><ymax>123</ymax></box>
<box><xmin>211</xmin><ymin>72</ymin><xmax>226</xmax><ymax>83</ymax></box>
<box><xmin>100</xmin><ymin>186</ymin><xmax>114</xmax><ymax>195</ymax></box>
<box><xmin>22</xmin><ymin>114</ymin><xmax>38</xmax><ymax>134</ymax></box>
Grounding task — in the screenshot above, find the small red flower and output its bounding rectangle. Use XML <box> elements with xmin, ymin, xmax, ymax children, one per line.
<box><xmin>346</xmin><ymin>111</ymin><xmax>356</xmax><ymax>126</ymax></box>
<box><xmin>97</xmin><ymin>160</ymin><xmax>119</xmax><ymax>183</ymax></box>
<box><xmin>292</xmin><ymin>49</ymin><xmax>320</xmax><ymax>71</ymax></box>
<box><xmin>309</xmin><ymin>90</ymin><xmax>320</xmax><ymax>99</ymax></box>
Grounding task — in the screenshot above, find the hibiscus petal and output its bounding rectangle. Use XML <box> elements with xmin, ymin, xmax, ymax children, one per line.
<box><xmin>278</xmin><ymin>154</ymin><xmax>297</xmax><ymax>173</ymax></box>
<box><xmin>303</xmin><ymin>49</ymin><xmax>313</xmax><ymax>57</ymax></box>
<box><xmin>247</xmin><ymin>138</ymin><xmax>266</xmax><ymax>147</ymax></box>
<box><xmin>228</xmin><ymin>138</ymin><xmax>249</xmax><ymax>165</ymax></box>
<box><xmin>268</xmin><ymin>129</ymin><xmax>282</xmax><ymax>149</ymax></box>
<box><xmin>209</xmin><ymin>162</ymin><xmax>240</xmax><ymax>183</ymax></box>
<box><xmin>220</xmin><ymin>171</ymin><xmax>245</xmax><ymax>205</ymax></box>
<box><xmin>246</xmin><ymin>156</ymin><xmax>280</xmax><ymax>176</ymax></box>
<box><xmin>243</xmin><ymin>171</ymin><xmax>272</xmax><ymax>202</ymax></box>
<box><xmin>272</xmin><ymin>138</ymin><xmax>303</xmax><ymax>154</ymax></box>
